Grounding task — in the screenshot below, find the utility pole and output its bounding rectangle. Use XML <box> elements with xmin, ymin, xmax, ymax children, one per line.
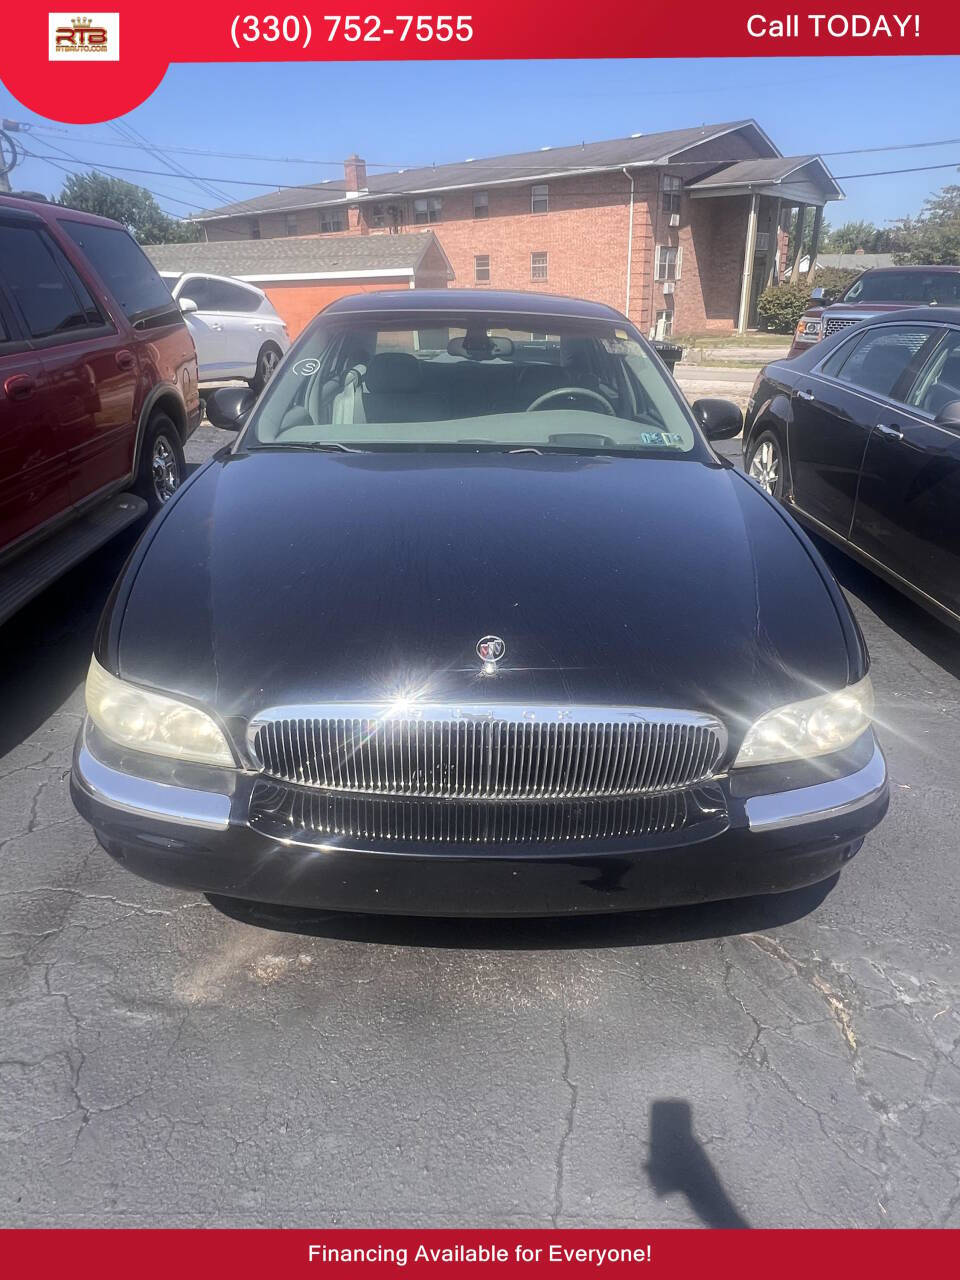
<box><xmin>0</xmin><ymin>121</ymin><xmax>22</xmax><ymax>193</ymax></box>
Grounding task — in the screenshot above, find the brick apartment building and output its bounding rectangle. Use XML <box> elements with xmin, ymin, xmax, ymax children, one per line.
<box><xmin>189</xmin><ymin>120</ymin><xmax>843</xmax><ymax>336</ymax></box>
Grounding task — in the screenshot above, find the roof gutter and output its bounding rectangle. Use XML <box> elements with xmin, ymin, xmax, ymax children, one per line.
<box><xmin>621</xmin><ymin>167</ymin><xmax>635</xmax><ymax>320</ymax></box>
<box><xmin>232</xmin><ymin>267</ymin><xmax>415</xmax><ymax>283</ymax></box>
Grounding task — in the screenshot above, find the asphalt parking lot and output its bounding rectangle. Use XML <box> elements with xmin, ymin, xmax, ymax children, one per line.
<box><xmin>1</xmin><ymin>424</ymin><xmax>958</xmax><ymax>1228</ymax></box>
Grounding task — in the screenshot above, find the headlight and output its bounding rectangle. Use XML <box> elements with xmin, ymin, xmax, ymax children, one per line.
<box><xmin>794</xmin><ymin>317</ymin><xmax>822</xmax><ymax>342</ymax></box>
<box><xmin>733</xmin><ymin>675</ymin><xmax>874</xmax><ymax>768</ymax></box>
<box><xmin>85</xmin><ymin>657</ymin><xmax>234</xmax><ymax>767</ymax></box>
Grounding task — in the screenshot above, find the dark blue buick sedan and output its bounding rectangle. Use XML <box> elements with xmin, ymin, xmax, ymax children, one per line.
<box><xmin>71</xmin><ymin>290</ymin><xmax>887</xmax><ymax>916</ymax></box>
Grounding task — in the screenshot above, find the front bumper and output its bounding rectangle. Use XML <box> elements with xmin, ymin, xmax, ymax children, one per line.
<box><xmin>71</xmin><ymin>722</ymin><xmax>888</xmax><ymax>917</ymax></box>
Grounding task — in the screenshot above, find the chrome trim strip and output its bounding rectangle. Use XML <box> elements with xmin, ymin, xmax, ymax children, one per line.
<box><xmin>75</xmin><ymin>741</ymin><xmax>232</xmax><ymax>831</ymax></box>
<box><xmin>785</xmin><ymin>502</ymin><xmax>960</xmax><ymax>625</ymax></box>
<box><xmin>744</xmin><ymin>741</ymin><xmax>887</xmax><ymax>832</ymax></box>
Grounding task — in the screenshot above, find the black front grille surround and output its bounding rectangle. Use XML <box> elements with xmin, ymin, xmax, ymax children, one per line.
<box><xmin>247</xmin><ymin>703</ymin><xmax>727</xmax><ymax>800</ymax></box>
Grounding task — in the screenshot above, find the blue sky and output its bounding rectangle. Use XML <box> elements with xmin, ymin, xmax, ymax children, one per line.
<box><xmin>2</xmin><ymin>57</ymin><xmax>958</xmax><ymax>229</ymax></box>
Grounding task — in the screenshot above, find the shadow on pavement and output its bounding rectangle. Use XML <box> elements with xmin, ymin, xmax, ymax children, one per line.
<box><xmin>814</xmin><ymin>538</ymin><xmax>960</xmax><ymax>681</ymax></box>
<box><xmin>206</xmin><ymin>875</ymin><xmax>838</xmax><ymax>949</ymax></box>
<box><xmin>0</xmin><ymin>528</ymin><xmax>141</xmax><ymax>758</ymax></box>
<box><xmin>646</xmin><ymin>1099</ymin><xmax>750</xmax><ymax>1228</ymax></box>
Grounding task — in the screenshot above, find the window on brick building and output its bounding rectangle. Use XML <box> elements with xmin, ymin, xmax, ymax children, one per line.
<box><xmin>320</xmin><ymin>209</ymin><xmax>346</xmax><ymax>233</ymax></box>
<box><xmin>474</xmin><ymin>191</ymin><xmax>489</xmax><ymax>219</ymax></box>
<box><xmin>531</xmin><ymin>251</ymin><xmax>548</xmax><ymax>282</ymax></box>
<box><xmin>655</xmin><ymin>245</ymin><xmax>682</xmax><ymax>282</ymax></box>
<box><xmin>414</xmin><ymin>197</ymin><xmax>442</xmax><ymax>225</ymax></box>
<box><xmin>531</xmin><ymin>184</ymin><xmax>549</xmax><ymax>214</ymax></box>
<box><xmin>284</xmin><ymin>213</ymin><xmax>298</xmax><ymax>236</ymax></box>
<box><xmin>474</xmin><ymin>254</ymin><xmax>491</xmax><ymax>284</ymax></box>
<box><xmin>654</xmin><ymin>309</ymin><xmax>674</xmax><ymax>339</ymax></box>
<box><xmin>661</xmin><ymin>175</ymin><xmax>682</xmax><ymax>215</ymax></box>
<box><xmin>250</xmin><ymin>219</ymin><xmax>261</xmax><ymax>240</ymax></box>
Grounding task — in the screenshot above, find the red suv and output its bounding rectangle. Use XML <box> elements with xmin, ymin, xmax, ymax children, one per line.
<box><xmin>0</xmin><ymin>194</ymin><xmax>200</xmax><ymax>624</ymax></box>
<box><xmin>788</xmin><ymin>265</ymin><xmax>960</xmax><ymax>358</ymax></box>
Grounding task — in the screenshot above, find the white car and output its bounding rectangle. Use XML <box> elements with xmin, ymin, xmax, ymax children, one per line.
<box><xmin>160</xmin><ymin>272</ymin><xmax>290</xmax><ymax>391</ymax></box>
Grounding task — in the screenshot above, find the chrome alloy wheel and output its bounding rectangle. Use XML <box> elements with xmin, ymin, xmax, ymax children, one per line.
<box><xmin>151</xmin><ymin>435</ymin><xmax>181</xmax><ymax>504</ymax></box>
<box><xmin>260</xmin><ymin>348</ymin><xmax>280</xmax><ymax>381</ymax></box>
<box><xmin>749</xmin><ymin>438</ymin><xmax>781</xmax><ymax>496</ymax></box>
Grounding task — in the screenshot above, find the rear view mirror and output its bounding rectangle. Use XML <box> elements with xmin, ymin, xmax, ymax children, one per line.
<box><xmin>692</xmin><ymin>398</ymin><xmax>743</xmax><ymax>441</ymax></box>
<box><xmin>205</xmin><ymin>385</ymin><xmax>256</xmax><ymax>431</ymax></box>
<box><xmin>179</xmin><ymin>296</ymin><xmax>198</xmax><ymax>315</ymax></box>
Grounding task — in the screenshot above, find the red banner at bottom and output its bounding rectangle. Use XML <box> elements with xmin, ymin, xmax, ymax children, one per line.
<box><xmin>0</xmin><ymin>1230</ymin><xmax>956</xmax><ymax>1275</ymax></box>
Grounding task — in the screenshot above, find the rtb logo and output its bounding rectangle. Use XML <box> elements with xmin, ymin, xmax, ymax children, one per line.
<box><xmin>49</xmin><ymin>14</ymin><xmax>120</xmax><ymax>61</ymax></box>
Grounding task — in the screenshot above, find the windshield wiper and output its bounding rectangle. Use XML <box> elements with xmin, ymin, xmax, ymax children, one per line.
<box><xmin>286</xmin><ymin>441</ymin><xmax>364</xmax><ymax>453</ymax></box>
<box><xmin>507</xmin><ymin>446</ymin><xmax>544</xmax><ymax>455</ymax></box>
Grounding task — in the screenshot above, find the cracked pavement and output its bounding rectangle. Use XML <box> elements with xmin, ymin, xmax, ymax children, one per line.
<box><xmin>0</xmin><ymin>427</ymin><xmax>958</xmax><ymax>1227</ymax></box>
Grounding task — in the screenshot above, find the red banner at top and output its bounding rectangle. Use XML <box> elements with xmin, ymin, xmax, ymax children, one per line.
<box><xmin>1</xmin><ymin>1</ymin><xmax>955</xmax><ymax>124</ymax></box>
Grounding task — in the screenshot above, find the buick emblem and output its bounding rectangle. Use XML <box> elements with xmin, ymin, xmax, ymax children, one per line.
<box><xmin>477</xmin><ymin>635</ymin><xmax>506</xmax><ymax>673</ymax></box>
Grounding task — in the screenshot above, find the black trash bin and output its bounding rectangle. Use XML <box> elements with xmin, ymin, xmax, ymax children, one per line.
<box><xmin>652</xmin><ymin>340</ymin><xmax>683</xmax><ymax>375</ymax></box>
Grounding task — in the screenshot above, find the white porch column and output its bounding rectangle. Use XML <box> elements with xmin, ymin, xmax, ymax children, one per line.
<box><xmin>736</xmin><ymin>194</ymin><xmax>759</xmax><ymax>334</ymax></box>
<box><xmin>766</xmin><ymin>199</ymin><xmax>782</xmax><ymax>288</ymax></box>
<box><xmin>791</xmin><ymin>204</ymin><xmax>808</xmax><ymax>279</ymax></box>
<box><xmin>807</xmin><ymin>206</ymin><xmax>824</xmax><ymax>281</ymax></box>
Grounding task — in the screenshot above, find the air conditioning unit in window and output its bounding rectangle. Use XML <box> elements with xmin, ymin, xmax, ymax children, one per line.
<box><xmin>662</xmin><ymin>281</ymin><xmax>675</xmax><ymax>294</ymax></box>
<box><xmin>669</xmin><ymin>213</ymin><xmax>680</xmax><ymax>227</ymax></box>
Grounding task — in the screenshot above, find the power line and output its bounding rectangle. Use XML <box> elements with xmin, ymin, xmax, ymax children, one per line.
<box><xmin>18</xmin><ymin>144</ymin><xmax>203</xmax><ymax>217</ymax></box>
<box><xmin>17</xmin><ymin>148</ymin><xmax>960</xmax><ymax>199</ymax></box>
<box><xmin>833</xmin><ymin>160</ymin><xmax>960</xmax><ymax>179</ymax></box>
<box><xmin>15</xmin><ymin>117</ymin><xmax>960</xmax><ymax>174</ymax></box>
<box><xmin>107</xmin><ymin>119</ymin><xmax>234</xmax><ymax>206</ymax></box>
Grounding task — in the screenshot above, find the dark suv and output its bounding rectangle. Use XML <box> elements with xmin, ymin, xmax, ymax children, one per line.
<box><xmin>788</xmin><ymin>265</ymin><xmax>960</xmax><ymax>358</ymax></box>
<box><xmin>0</xmin><ymin>194</ymin><xmax>200</xmax><ymax>625</ymax></box>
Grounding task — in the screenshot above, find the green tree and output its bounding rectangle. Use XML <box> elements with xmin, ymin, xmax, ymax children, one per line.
<box><xmin>56</xmin><ymin>171</ymin><xmax>201</xmax><ymax>244</ymax></box>
<box><xmin>891</xmin><ymin>184</ymin><xmax>960</xmax><ymax>265</ymax></box>
<box><xmin>822</xmin><ymin>220</ymin><xmax>900</xmax><ymax>254</ymax></box>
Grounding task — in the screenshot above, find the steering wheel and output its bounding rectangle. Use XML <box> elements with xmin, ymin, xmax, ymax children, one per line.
<box><xmin>525</xmin><ymin>386</ymin><xmax>616</xmax><ymax>415</ymax></box>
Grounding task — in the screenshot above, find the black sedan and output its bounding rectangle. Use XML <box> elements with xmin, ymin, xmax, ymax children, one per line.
<box><xmin>71</xmin><ymin>290</ymin><xmax>887</xmax><ymax>917</ymax></box>
<box><xmin>745</xmin><ymin>307</ymin><xmax>960</xmax><ymax>631</ymax></box>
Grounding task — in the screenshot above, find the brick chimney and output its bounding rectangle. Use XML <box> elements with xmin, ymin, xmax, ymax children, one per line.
<box><xmin>344</xmin><ymin>154</ymin><xmax>367</xmax><ymax>196</ymax></box>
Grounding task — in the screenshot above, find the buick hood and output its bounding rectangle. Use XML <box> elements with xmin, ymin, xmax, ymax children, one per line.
<box><xmin>116</xmin><ymin>450</ymin><xmax>857</xmax><ymax>751</ymax></box>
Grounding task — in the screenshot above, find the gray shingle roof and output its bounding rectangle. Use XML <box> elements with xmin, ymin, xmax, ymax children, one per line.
<box><xmin>688</xmin><ymin>155</ymin><xmax>842</xmax><ymax>196</ymax></box>
<box><xmin>192</xmin><ymin>120</ymin><xmax>777</xmax><ymax>221</ymax></box>
<box><xmin>143</xmin><ymin>231</ymin><xmax>443</xmax><ymax>279</ymax></box>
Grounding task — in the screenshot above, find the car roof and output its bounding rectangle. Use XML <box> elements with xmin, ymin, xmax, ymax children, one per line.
<box><xmin>0</xmin><ymin>191</ymin><xmax>131</xmax><ymax>231</ymax></box>
<box><xmin>858</xmin><ymin>306</ymin><xmax>960</xmax><ymax>323</ymax></box>
<box><xmin>322</xmin><ymin>288</ymin><xmax>628</xmax><ymax>322</ymax></box>
<box><xmin>857</xmin><ymin>265</ymin><xmax>960</xmax><ymax>275</ymax></box>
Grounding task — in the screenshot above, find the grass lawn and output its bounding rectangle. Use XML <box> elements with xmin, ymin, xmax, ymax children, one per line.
<box><xmin>672</xmin><ymin>331</ymin><xmax>790</xmax><ymax>349</ymax></box>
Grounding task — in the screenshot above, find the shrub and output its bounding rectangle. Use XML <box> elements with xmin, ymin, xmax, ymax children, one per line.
<box><xmin>756</xmin><ymin>268</ymin><xmax>861</xmax><ymax>334</ymax></box>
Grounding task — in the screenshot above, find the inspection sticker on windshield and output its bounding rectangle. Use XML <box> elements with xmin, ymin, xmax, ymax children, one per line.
<box><xmin>602</xmin><ymin>335</ymin><xmax>644</xmax><ymax>356</ymax></box>
<box><xmin>292</xmin><ymin>357</ymin><xmax>321</xmax><ymax>376</ymax></box>
<box><xmin>639</xmin><ymin>431</ymin><xmax>685</xmax><ymax>447</ymax></box>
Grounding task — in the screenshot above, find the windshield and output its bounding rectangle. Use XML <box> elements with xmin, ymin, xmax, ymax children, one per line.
<box><xmin>246</xmin><ymin>312</ymin><xmax>700</xmax><ymax>455</ymax></box>
<box><xmin>843</xmin><ymin>271</ymin><xmax>960</xmax><ymax>306</ymax></box>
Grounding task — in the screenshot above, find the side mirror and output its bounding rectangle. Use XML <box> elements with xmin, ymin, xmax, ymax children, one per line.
<box><xmin>179</xmin><ymin>296</ymin><xmax>198</xmax><ymax>315</ymax></box>
<box><xmin>205</xmin><ymin>385</ymin><xmax>256</xmax><ymax>431</ymax></box>
<box><xmin>934</xmin><ymin>399</ymin><xmax>960</xmax><ymax>429</ymax></box>
<box><xmin>809</xmin><ymin>287</ymin><xmax>826</xmax><ymax>302</ymax></box>
<box><xmin>692</xmin><ymin>398</ymin><xmax>743</xmax><ymax>441</ymax></box>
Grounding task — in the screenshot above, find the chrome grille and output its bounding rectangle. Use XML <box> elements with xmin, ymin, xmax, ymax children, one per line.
<box><xmin>823</xmin><ymin>316</ymin><xmax>863</xmax><ymax>338</ymax></box>
<box><xmin>248</xmin><ymin>704</ymin><xmax>726</xmax><ymax>799</ymax></box>
<box><xmin>249</xmin><ymin>781</ymin><xmax>726</xmax><ymax>844</ymax></box>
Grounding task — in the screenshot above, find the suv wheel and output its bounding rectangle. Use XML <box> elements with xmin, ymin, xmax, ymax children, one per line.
<box><xmin>136</xmin><ymin>413</ymin><xmax>185</xmax><ymax>514</ymax></box>
<box><xmin>251</xmin><ymin>343</ymin><xmax>282</xmax><ymax>393</ymax></box>
<box><xmin>746</xmin><ymin>430</ymin><xmax>785</xmax><ymax>500</ymax></box>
